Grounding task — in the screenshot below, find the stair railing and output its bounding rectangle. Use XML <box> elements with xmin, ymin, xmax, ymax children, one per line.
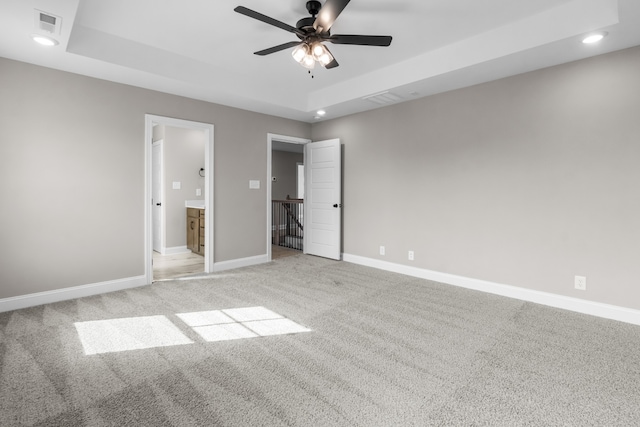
<box><xmin>272</xmin><ymin>197</ymin><xmax>303</xmax><ymax>250</ymax></box>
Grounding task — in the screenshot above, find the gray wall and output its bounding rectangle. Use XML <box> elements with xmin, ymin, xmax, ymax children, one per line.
<box><xmin>312</xmin><ymin>46</ymin><xmax>640</xmax><ymax>311</ymax></box>
<box><xmin>2</xmin><ymin>46</ymin><xmax>639</xmax><ymax>312</ymax></box>
<box><xmin>163</xmin><ymin>126</ymin><xmax>205</xmax><ymax>249</ymax></box>
<box><xmin>0</xmin><ymin>57</ymin><xmax>310</xmax><ymax>299</ymax></box>
<box><xmin>272</xmin><ymin>151</ymin><xmax>303</xmax><ymax>201</ymax></box>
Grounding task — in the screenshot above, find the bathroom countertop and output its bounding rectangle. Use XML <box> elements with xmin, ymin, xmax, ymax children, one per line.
<box><xmin>185</xmin><ymin>200</ymin><xmax>205</xmax><ymax>209</ymax></box>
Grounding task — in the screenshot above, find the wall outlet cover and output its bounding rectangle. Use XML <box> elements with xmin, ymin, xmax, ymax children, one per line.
<box><xmin>575</xmin><ymin>275</ymin><xmax>587</xmax><ymax>290</ymax></box>
<box><xmin>172</xmin><ymin>181</ymin><xmax>181</xmax><ymax>190</ymax></box>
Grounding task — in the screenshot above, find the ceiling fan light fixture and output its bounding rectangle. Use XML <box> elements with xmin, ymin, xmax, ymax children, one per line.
<box><xmin>311</xmin><ymin>42</ymin><xmax>334</xmax><ymax>67</ymax></box>
<box><xmin>292</xmin><ymin>43</ymin><xmax>309</xmax><ymax>63</ymax></box>
<box><xmin>311</xmin><ymin>43</ymin><xmax>325</xmax><ymax>58</ymax></box>
<box><xmin>292</xmin><ymin>43</ymin><xmax>315</xmax><ymax>69</ymax></box>
<box><xmin>301</xmin><ymin>54</ymin><xmax>316</xmax><ymax>69</ymax></box>
<box><xmin>318</xmin><ymin>52</ymin><xmax>333</xmax><ymax>67</ymax></box>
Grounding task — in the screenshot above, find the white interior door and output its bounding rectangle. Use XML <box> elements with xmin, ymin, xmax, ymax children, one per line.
<box><xmin>304</xmin><ymin>139</ymin><xmax>341</xmax><ymax>260</ymax></box>
<box><xmin>152</xmin><ymin>141</ymin><xmax>163</xmax><ymax>253</ymax></box>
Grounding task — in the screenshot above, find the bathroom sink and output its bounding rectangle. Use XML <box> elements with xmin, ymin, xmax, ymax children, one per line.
<box><xmin>185</xmin><ymin>200</ymin><xmax>205</xmax><ymax>208</ymax></box>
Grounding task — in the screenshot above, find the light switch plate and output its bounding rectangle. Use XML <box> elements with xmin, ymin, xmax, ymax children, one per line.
<box><xmin>196</xmin><ymin>188</ymin><xmax>201</xmax><ymax>196</ymax></box>
<box><xmin>172</xmin><ymin>181</ymin><xmax>181</xmax><ymax>190</ymax></box>
<box><xmin>249</xmin><ymin>180</ymin><xmax>260</xmax><ymax>189</ymax></box>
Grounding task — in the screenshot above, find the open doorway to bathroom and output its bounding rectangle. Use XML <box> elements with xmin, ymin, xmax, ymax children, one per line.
<box><xmin>145</xmin><ymin>115</ymin><xmax>214</xmax><ymax>283</ymax></box>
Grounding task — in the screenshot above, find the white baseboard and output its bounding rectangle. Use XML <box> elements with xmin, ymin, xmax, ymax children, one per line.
<box><xmin>213</xmin><ymin>254</ymin><xmax>269</xmax><ymax>272</ymax></box>
<box><xmin>0</xmin><ymin>253</ymin><xmax>270</xmax><ymax>312</ymax></box>
<box><xmin>161</xmin><ymin>246</ymin><xmax>191</xmax><ymax>255</ymax></box>
<box><xmin>342</xmin><ymin>253</ymin><xmax>640</xmax><ymax>327</ymax></box>
<box><xmin>0</xmin><ymin>275</ymin><xmax>148</xmax><ymax>313</ymax></box>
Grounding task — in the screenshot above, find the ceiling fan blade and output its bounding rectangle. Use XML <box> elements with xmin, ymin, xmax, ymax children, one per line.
<box><xmin>324</xmin><ymin>57</ymin><xmax>339</xmax><ymax>69</ymax></box>
<box><xmin>327</xmin><ymin>34</ymin><xmax>392</xmax><ymax>47</ymax></box>
<box><xmin>313</xmin><ymin>0</ymin><xmax>351</xmax><ymax>33</ymax></box>
<box><xmin>234</xmin><ymin>6</ymin><xmax>304</xmax><ymax>36</ymax></box>
<box><xmin>254</xmin><ymin>41</ymin><xmax>302</xmax><ymax>56</ymax></box>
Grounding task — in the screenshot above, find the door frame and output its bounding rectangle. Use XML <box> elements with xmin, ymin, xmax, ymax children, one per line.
<box><xmin>151</xmin><ymin>140</ymin><xmax>165</xmax><ymax>253</ymax></box>
<box><xmin>145</xmin><ymin>115</ymin><xmax>214</xmax><ymax>283</ymax></box>
<box><xmin>267</xmin><ymin>133</ymin><xmax>311</xmax><ymax>261</ymax></box>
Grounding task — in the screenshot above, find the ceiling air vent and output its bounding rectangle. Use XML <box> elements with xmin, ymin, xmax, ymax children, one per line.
<box><xmin>362</xmin><ymin>91</ymin><xmax>403</xmax><ymax>105</ymax></box>
<box><xmin>34</xmin><ymin>10</ymin><xmax>62</xmax><ymax>35</ymax></box>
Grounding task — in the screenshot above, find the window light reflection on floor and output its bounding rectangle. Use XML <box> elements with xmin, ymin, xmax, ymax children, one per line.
<box><xmin>176</xmin><ymin>306</ymin><xmax>311</xmax><ymax>342</ymax></box>
<box><xmin>74</xmin><ymin>315</ymin><xmax>193</xmax><ymax>355</ymax></box>
<box><xmin>74</xmin><ymin>307</ymin><xmax>311</xmax><ymax>355</ymax></box>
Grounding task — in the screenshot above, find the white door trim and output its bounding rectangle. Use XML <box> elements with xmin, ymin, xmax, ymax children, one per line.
<box><xmin>267</xmin><ymin>133</ymin><xmax>311</xmax><ymax>261</ymax></box>
<box><xmin>145</xmin><ymin>115</ymin><xmax>214</xmax><ymax>283</ymax></box>
<box><xmin>152</xmin><ymin>140</ymin><xmax>165</xmax><ymax>253</ymax></box>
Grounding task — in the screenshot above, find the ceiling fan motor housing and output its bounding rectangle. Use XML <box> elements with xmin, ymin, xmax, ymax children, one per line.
<box><xmin>306</xmin><ymin>1</ymin><xmax>321</xmax><ymax>16</ymax></box>
<box><xmin>296</xmin><ymin>17</ymin><xmax>316</xmax><ymax>35</ymax></box>
<box><xmin>297</xmin><ymin>0</ymin><xmax>322</xmax><ymax>35</ymax></box>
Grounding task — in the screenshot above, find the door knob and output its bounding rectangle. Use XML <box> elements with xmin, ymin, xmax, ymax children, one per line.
<box><xmin>156</xmin><ymin>203</ymin><xmax>162</xmax><ymax>206</ymax></box>
<box><xmin>333</xmin><ymin>203</ymin><xmax>342</xmax><ymax>208</ymax></box>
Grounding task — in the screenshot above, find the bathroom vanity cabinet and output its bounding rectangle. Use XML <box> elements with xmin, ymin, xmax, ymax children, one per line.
<box><xmin>186</xmin><ymin>208</ymin><xmax>205</xmax><ymax>256</ymax></box>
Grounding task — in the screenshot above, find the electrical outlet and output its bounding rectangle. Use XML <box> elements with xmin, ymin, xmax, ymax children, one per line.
<box><xmin>408</xmin><ymin>251</ymin><xmax>414</xmax><ymax>261</ymax></box>
<box><xmin>575</xmin><ymin>275</ymin><xmax>587</xmax><ymax>290</ymax></box>
<box><xmin>379</xmin><ymin>246</ymin><xmax>385</xmax><ymax>256</ymax></box>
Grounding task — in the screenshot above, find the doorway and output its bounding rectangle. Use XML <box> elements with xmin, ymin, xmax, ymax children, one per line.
<box><xmin>145</xmin><ymin>115</ymin><xmax>214</xmax><ymax>283</ymax></box>
<box><xmin>267</xmin><ymin>134</ymin><xmax>343</xmax><ymax>261</ymax></box>
<box><xmin>267</xmin><ymin>134</ymin><xmax>310</xmax><ymax>261</ymax></box>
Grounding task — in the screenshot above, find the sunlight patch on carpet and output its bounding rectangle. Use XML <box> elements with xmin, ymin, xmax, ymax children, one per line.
<box><xmin>75</xmin><ymin>307</ymin><xmax>311</xmax><ymax>353</ymax></box>
<box><xmin>74</xmin><ymin>315</ymin><xmax>193</xmax><ymax>355</ymax></box>
<box><xmin>176</xmin><ymin>310</ymin><xmax>234</xmax><ymax>327</ymax></box>
<box><xmin>244</xmin><ymin>318</ymin><xmax>311</xmax><ymax>336</ymax></box>
<box><xmin>192</xmin><ymin>323</ymin><xmax>259</xmax><ymax>341</ymax></box>
<box><xmin>177</xmin><ymin>306</ymin><xmax>311</xmax><ymax>342</ymax></box>
<box><xmin>222</xmin><ymin>306</ymin><xmax>283</xmax><ymax>322</ymax></box>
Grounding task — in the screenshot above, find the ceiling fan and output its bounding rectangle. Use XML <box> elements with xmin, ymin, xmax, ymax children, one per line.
<box><xmin>234</xmin><ymin>0</ymin><xmax>392</xmax><ymax>70</ymax></box>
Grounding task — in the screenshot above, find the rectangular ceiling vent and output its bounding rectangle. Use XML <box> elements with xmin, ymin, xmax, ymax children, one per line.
<box><xmin>34</xmin><ymin>10</ymin><xmax>62</xmax><ymax>35</ymax></box>
<box><xmin>362</xmin><ymin>91</ymin><xmax>403</xmax><ymax>105</ymax></box>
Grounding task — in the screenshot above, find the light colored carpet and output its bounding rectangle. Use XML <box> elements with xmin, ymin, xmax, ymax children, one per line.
<box><xmin>1</xmin><ymin>254</ymin><xmax>639</xmax><ymax>426</ymax></box>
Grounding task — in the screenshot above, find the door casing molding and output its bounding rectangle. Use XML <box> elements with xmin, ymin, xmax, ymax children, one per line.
<box><xmin>267</xmin><ymin>133</ymin><xmax>311</xmax><ymax>261</ymax></box>
<box><xmin>145</xmin><ymin>115</ymin><xmax>214</xmax><ymax>283</ymax></box>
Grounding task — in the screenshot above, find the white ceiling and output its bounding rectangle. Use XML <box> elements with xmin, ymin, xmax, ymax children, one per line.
<box><xmin>2</xmin><ymin>0</ymin><xmax>640</xmax><ymax>122</ymax></box>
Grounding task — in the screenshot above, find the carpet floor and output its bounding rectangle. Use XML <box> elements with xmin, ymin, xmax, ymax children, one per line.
<box><xmin>1</xmin><ymin>254</ymin><xmax>639</xmax><ymax>426</ymax></box>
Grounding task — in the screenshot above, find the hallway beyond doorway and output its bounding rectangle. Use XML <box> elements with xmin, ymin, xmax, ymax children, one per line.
<box><xmin>153</xmin><ymin>251</ymin><xmax>203</xmax><ymax>281</ymax></box>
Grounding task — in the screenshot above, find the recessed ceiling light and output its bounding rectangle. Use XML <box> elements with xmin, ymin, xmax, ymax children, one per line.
<box><xmin>582</xmin><ymin>32</ymin><xmax>607</xmax><ymax>44</ymax></box>
<box><xmin>31</xmin><ymin>34</ymin><xmax>58</xmax><ymax>46</ymax></box>
<box><xmin>316</xmin><ymin>110</ymin><xmax>326</xmax><ymax>116</ymax></box>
